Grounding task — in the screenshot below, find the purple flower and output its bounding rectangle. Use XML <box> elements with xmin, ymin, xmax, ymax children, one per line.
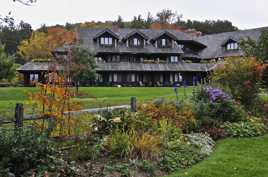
<box><xmin>204</xmin><ymin>87</ymin><xmax>231</xmax><ymax>102</ymax></box>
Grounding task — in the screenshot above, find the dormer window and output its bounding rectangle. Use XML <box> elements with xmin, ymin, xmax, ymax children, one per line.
<box><xmin>226</xmin><ymin>42</ymin><xmax>238</xmax><ymax>50</ymax></box>
<box><xmin>124</xmin><ymin>31</ymin><xmax>148</xmax><ymax>48</ymax></box>
<box><xmin>162</xmin><ymin>39</ymin><xmax>166</xmax><ymax>47</ymax></box>
<box><xmin>133</xmin><ymin>38</ymin><xmax>141</xmax><ymax>46</ymax></box>
<box><xmin>94</xmin><ymin>29</ymin><xmax>119</xmax><ymax>47</ymax></box>
<box><xmin>100</xmin><ymin>37</ymin><xmax>113</xmax><ymax>45</ymax></box>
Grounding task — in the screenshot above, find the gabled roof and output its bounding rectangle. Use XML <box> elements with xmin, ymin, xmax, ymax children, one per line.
<box><xmin>93</xmin><ymin>28</ymin><xmax>119</xmax><ymax>40</ymax></box>
<box><xmin>123</xmin><ymin>30</ymin><xmax>149</xmax><ymax>40</ymax></box>
<box><xmin>151</xmin><ymin>30</ymin><xmax>179</xmax><ymax>41</ymax></box>
<box><xmin>196</xmin><ymin>27</ymin><xmax>268</xmax><ymax>59</ymax></box>
<box><xmin>77</xmin><ymin>28</ymin><xmax>194</xmax><ymax>55</ymax></box>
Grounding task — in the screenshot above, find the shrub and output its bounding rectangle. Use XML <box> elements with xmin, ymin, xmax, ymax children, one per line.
<box><xmin>104</xmin><ymin>130</ymin><xmax>133</xmax><ymax>158</ymax></box>
<box><xmin>223</xmin><ymin>117</ymin><xmax>267</xmax><ymax>137</ymax></box>
<box><xmin>184</xmin><ymin>133</ymin><xmax>215</xmax><ymax>156</ymax></box>
<box><xmin>92</xmin><ymin>110</ymin><xmax>154</xmax><ymax>137</ymax></box>
<box><xmin>68</xmin><ymin>140</ymin><xmax>102</xmax><ymax>161</ymax></box>
<box><xmin>139</xmin><ymin>100</ymin><xmax>196</xmax><ymax>132</ymax></box>
<box><xmin>212</xmin><ymin>57</ymin><xmax>266</xmax><ymax>111</ymax></box>
<box><xmin>131</xmin><ymin>132</ymin><xmax>162</xmax><ymax>160</ymax></box>
<box><xmin>103</xmin><ymin>163</ymin><xmax>130</xmax><ymax>177</ymax></box>
<box><xmin>199</xmin><ymin>123</ymin><xmax>227</xmax><ymax>140</ymax></box>
<box><xmin>194</xmin><ymin>87</ymin><xmax>247</xmax><ymax>124</ymax></box>
<box><xmin>0</xmin><ymin>128</ymin><xmax>57</xmax><ymax>176</ymax></box>
<box><xmin>157</xmin><ymin>119</ymin><xmax>182</xmax><ymax>144</ymax></box>
<box><xmin>136</xmin><ymin>160</ymin><xmax>156</xmax><ymax>176</ymax></box>
<box><xmin>159</xmin><ymin>133</ymin><xmax>215</xmax><ymax>173</ymax></box>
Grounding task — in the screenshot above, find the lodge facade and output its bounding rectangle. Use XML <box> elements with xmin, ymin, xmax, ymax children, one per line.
<box><xmin>17</xmin><ymin>27</ymin><xmax>267</xmax><ymax>86</ymax></box>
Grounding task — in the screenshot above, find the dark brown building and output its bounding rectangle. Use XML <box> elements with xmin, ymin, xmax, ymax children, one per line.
<box><xmin>17</xmin><ymin>27</ymin><xmax>267</xmax><ymax>86</ymax></box>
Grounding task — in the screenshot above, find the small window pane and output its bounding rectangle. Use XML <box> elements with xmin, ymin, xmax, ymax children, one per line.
<box><xmin>162</xmin><ymin>39</ymin><xmax>166</xmax><ymax>46</ymax></box>
<box><xmin>134</xmin><ymin>38</ymin><xmax>138</xmax><ymax>46</ymax></box>
<box><xmin>105</xmin><ymin>38</ymin><xmax>109</xmax><ymax>45</ymax></box>
<box><xmin>109</xmin><ymin>38</ymin><xmax>113</xmax><ymax>45</ymax></box>
<box><xmin>100</xmin><ymin>37</ymin><xmax>105</xmax><ymax>45</ymax></box>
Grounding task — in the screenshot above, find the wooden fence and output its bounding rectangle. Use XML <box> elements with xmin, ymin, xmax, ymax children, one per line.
<box><xmin>0</xmin><ymin>97</ymin><xmax>137</xmax><ymax>128</ymax></box>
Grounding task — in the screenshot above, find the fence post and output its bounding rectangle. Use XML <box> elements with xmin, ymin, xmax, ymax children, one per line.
<box><xmin>15</xmin><ymin>103</ymin><xmax>24</xmax><ymax>129</ymax></box>
<box><xmin>130</xmin><ymin>97</ymin><xmax>137</xmax><ymax>112</ymax></box>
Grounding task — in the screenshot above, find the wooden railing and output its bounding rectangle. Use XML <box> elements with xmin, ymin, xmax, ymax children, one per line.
<box><xmin>0</xmin><ymin>97</ymin><xmax>137</xmax><ymax>128</ymax></box>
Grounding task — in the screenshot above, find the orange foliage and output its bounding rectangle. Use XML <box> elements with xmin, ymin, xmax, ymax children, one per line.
<box><xmin>138</xmin><ymin>102</ymin><xmax>195</xmax><ymax>131</ymax></box>
<box><xmin>47</xmin><ymin>26</ymin><xmax>76</xmax><ymax>49</ymax></box>
<box><xmin>150</xmin><ymin>22</ymin><xmax>185</xmax><ymax>31</ymax></box>
<box><xmin>18</xmin><ymin>27</ymin><xmax>76</xmax><ymax>60</ymax></box>
<box><xmin>28</xmin><ymin>74</ymin><xmax>82</xmax><ymax>137</ymax></box>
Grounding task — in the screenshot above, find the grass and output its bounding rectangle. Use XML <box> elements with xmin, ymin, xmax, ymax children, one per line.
<box><xmin>0</xmin><ymin>86</ymin><xmax>193</xmax><ymax>120</ymax></box>
<box><xmin>166</xmin><ymin>135</ymin><xmax>268</xmax><ymax>177</ymax></box>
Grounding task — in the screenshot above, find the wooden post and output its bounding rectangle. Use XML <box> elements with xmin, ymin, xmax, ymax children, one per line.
<box><xmin>130</xmin><ymin>97</ymin><xmax>137</xmax><ymax>112</ymax></box>
<box><xmin>15</xmin><ymin>103</ymin><xmax>24</xmax><ymax>129</ymax></box>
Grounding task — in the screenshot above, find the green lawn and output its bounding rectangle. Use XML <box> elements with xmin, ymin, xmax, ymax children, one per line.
<box><xmin>167</xmin><ymin>135</ymin><xmax>268</xmax><ymax>177</ymax></box>
<box><xmin>0</xmin><ymin>87</ymin><xmax>193</xmax><ymax>120</ymax></box>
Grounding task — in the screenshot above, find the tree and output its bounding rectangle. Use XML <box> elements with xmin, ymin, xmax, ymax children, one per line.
<box><xmin>130</xmin><ymin>15</ymin><xmax>149</xmax><ymax>28</ymax></box>
<box><xmin>71</xmin><ymin>47</ymin><xmax>96</xmax><ymax>87</ymax></box>
<box><xmin>177</xmin><ymin>19</ymin><xmax>238</xmax><ymax>34</ymax></box>
<box><xmin>156</xmin><ymin>9</ymin><xmax>177</xmax><ymax>24</ymax></box>
<box><xmin>18</xmin><ymin>27</ymin><xmax>75</xmax><ymax>61</ymax></box>
<box><xmin>240</xmin><ymin>30</ymin><xmax>268</xmax><ymax>62</ymax></box>
<box><xmin>0</xmin><ymin>44</ymin><xmax>16</xmax><ymax>81</ymax></box>
<box><xmin>0</xmin><ymin>21</ymin><xmax>32</xmax><ymax>56</ymax></box>
<box><xmin>115</xmin><ymin>16</ymin><xmax>124</xmax><ymax>28</ymax></box>
<box><xmin>47</xmin><ymin>26</ymin><xmax>76</xmax><ymax>50</ymax></box>
<box><xmin>18</xmin><ymin>31</ymin><xmax>51</xmax><ymax>60</ymax></box>
<box><xmin>146</xmin><ymin>12</ymin><xmax>154</xmax><ymax>25</ymax></box>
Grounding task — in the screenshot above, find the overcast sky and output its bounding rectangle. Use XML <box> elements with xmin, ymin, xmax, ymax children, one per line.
<box><xmin>1</xmin><ymin>0</ymin><xmax>267</xmax><ymax>30</ymax></box>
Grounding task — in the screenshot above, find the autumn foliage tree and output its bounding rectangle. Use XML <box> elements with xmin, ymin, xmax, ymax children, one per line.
<box><xmin>18</xmin><ymin>27</ymin><xmax>75</xmax><ymax>61</ymax></box>
<box><xmin>212</xmin><ymin>57</ymin><xmax>266</xmax><ymax>112</ymax></box>
<box><xmin>46</xmin><ymin>27</ymin><xmax>76</xmax><ymax>50</ymax></box>
<box><xmin>18</xmin><ymin>31</ymin><xmax>51</xmax><ymax>60</ymax></box>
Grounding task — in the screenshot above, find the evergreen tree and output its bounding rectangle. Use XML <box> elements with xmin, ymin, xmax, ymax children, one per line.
<box><xmin>0</xmin><ymin>44</ymin><xmax>16</xmax><ymax>81</ymax></box>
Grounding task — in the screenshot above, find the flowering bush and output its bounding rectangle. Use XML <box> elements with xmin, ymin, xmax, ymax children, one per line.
<box><xmin>212</xmin><ymin>57</ymin><xmax>266</xmax><ymax>112</ymax></box>
<box><xmin>194</xmin><ymin>86</ymin><xmax>247</xmax><ymax>125</ymax></box>
<box><xmin>204</xmin><ymin>87</ymin><xmax>231</xmax><ymax>102</ymax></box>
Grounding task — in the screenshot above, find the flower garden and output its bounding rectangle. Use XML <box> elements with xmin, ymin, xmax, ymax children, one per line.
<box><xmin>1</xmin><ymin>57</ymin><xmax>268</xmax><ymax>177</ymax></box>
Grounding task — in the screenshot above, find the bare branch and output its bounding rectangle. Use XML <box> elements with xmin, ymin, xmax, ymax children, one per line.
<box><xmin>13</xmin><ymin>0</ymin><xmax>36</xmax><ymax>6</ymax></box>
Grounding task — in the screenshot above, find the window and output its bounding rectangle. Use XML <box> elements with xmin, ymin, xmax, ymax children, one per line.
<box><xmin>226</xmin><ymin>42</ymin><xmax>239</xmax><ymax>50</ymax></box>
<box><xmin>100</xmin><ymin>37</ymin><xmax>105</xmax><ymax>45</ymax></box>
<box><xmin>30</xmin><ymin>74</ymin><xmax>39</xmax><ymax>82</ymax></box>
<box><xmin>113</xmin><ymin>73</ymin><xmax>117</xmax><ymax>82</ymax></box>
<box><xmin>177</xmin><ymin>44</ymin><xmax>184</xmax><ymax>49</ymax></box>
<box><xmin>171</xmin><ymin>56</ymin><xmax>178</xmax><ymax>63</ymax></box>
<box><xmin>133</xmin><ymin>38</ymin><xmax>140</xmax><ymax>46</ymax></box>
<box><xmin>162</xmin><ymin>39</ymin><xmax>166</xmax><ymax>47</ymax></box>
<box><xmin>131</xmin><ymin>74</ymin><xmax>135</xmax><ymax>82</ymax></box>
<box><xmin>100</xmin><ymin>37</ymin><xmax>113</xmax><ymax>45</ymax></box>
<box><xmin>108</xmin><ymin>37</ymin><xmax>113</xmax><ymax>45</ymax></box>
